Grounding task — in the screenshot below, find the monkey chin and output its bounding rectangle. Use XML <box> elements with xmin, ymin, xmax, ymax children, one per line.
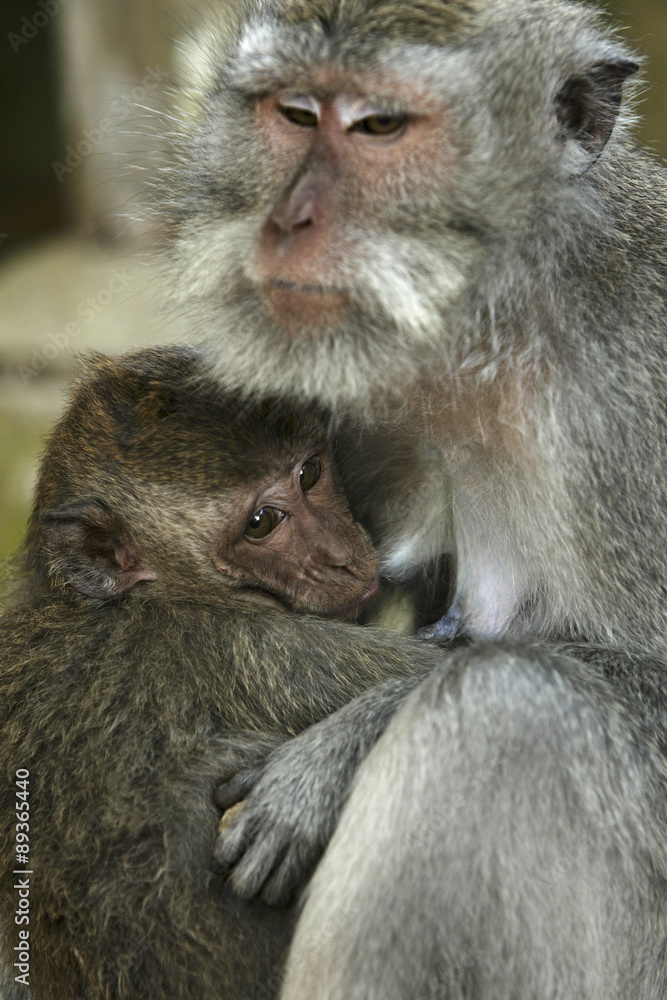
<box><xmin>315</xmin><ymin>577</ymin><xmax>381</xmax><ymax>622</ymax></box>
<box><xmin>263</xmin><ymin>283</ymin><xmax>350</xmax><ymax>339</ymax></box>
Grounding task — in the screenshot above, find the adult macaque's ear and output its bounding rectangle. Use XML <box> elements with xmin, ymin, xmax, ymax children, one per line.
<box><xmin>555</xmin><ymin>58</ymin><xmax>639</xmax><ymax>171</ymax></box>
<box><xmin>41</xmin><ymin>498</ymin><xmax>156</xmax><ymax>600</ymax></box>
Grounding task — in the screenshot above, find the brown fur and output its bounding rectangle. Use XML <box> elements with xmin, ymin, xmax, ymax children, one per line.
<box><xmin>0</xmin><ymin>346</ymin><xmax>448</xmax><ymax>999</ymax></box>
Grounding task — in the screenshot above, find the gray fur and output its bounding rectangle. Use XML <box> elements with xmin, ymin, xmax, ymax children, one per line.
<box><xmin>281</xmin><ymin>644</ymin><xmax>667</xmax><ymax>1000</ymax></box>
<box><xmin>161</xmin><ymin>0</ymin><xmax>667</xmax><ymax>996</ymax></box>
<box><xmin>161</xmin><ymin>0</ymin><xmax>664</xmax><ymax>650</ymax></box>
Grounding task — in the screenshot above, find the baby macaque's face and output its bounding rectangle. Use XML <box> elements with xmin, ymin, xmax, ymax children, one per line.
<box><xmin>212</xmin><ymin>444</ymin><xmax>379</xmax><ymax>620</ymax></box>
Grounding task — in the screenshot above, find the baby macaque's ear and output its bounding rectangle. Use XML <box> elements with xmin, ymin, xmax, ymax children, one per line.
<box><xmin>41</xmin><ymin>498</ymin><xmax>156</xmax><ymax>600</ymax></box>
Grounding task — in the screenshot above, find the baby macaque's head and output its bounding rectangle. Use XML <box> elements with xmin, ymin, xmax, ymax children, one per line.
<box><xmin>26</xmin><ymin>346</ymin><xmax>379</xmax><ymax>620</ymax></box>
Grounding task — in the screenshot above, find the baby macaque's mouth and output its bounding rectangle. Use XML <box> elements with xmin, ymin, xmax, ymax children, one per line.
<box><xmin>359</xmin><ymin>577</ymin><xmax>380</xmax><ymax>607</ymax></box>
<box><xmin>322</xmin><ymin>576</ymin><xmax>380</xmax><ymax>620</ymax></box>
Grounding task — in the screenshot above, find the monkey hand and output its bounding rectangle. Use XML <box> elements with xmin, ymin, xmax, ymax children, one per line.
<box><xmin>212</xmin><ymin>720</ymin><xmax>354</xmax><ymax>906</ymax></box>
<box><xmin>212</xmin><ymin>677</ymin><xmax>419</xmax><ymax>905</ymax></box>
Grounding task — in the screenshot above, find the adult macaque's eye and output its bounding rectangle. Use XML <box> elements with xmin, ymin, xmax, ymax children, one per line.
<box><xmin>353</xmin><ymin>114</ymin><xmax>406</xmax><ymax>136</ymax></box>
<box><xmin>245</xmin><ymin>507</ymin><xmax>282</xmax><ymax>540</ymax></box>
<box><xmin>280</xmin><ymin>105</ymin><xmax>319</xmax><ymax>128</ymax></box>
<box><xmin>299</xmin><ymin>456</ymin><xmax>322</xmax><ymax>492</ymax></box>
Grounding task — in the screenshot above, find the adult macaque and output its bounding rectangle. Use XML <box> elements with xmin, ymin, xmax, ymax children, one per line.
<box><xmin>0</xmin><ymin>346</ymin><xmax>449</xmax><ymax>1000</ymax></box>
<box><xmin>162</xmin><ymin>0</ymin><xmax>667</xmax><ymax>996</ymax></box>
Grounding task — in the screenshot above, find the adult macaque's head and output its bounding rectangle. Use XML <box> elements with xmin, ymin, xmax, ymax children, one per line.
<box><xmin>165</xmin><ymin>0</ymin><xmax>637</xmax><ymax>411</ymax></box>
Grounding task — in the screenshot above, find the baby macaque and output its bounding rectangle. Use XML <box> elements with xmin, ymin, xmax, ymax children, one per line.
<box><xmin>1</xmin><ymin>346</ymin><xmax>452</xmax><ymax>1000</ymax></box>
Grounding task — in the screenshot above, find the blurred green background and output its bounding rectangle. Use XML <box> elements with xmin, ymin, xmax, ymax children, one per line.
<box><xmin>0</xmin><ymin>0</ymin><xmax>666</xmax><ymax>563</ymax></box>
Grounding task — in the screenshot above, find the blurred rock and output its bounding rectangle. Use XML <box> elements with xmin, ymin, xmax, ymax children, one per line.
<box><xmin>0</xmin><ymin>233</ymin><xmax>187</xmax><ymax>561</ymax></box>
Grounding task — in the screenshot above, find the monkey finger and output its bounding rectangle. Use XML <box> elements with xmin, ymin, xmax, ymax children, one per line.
<box><xmin>259</xmin><ymin>844</ymin><xmax>315</xmax><ymax>907</ymax></box>
<box><xmin>213</xmin><ymin>812</ymin><xmax>258</xmax><ymax>872</ymax></box>
<box><xmin>217</xmin><ymin>800</ymin><xmax>246</xmax><ymax>834</ymax></box>
<box><xmin>228</xmin><ymin>837</ymin><xmax>291</xmax><ymax>902</ymax></box>
<box><xmin>416</xmin><ymin>607</ymin><xmax>464</xmax><ymax>644</ymax></box>
<box><xmin>214</xmin><ymin>766</ymin><xmax>263</xmax><ymax>810</ymax></box>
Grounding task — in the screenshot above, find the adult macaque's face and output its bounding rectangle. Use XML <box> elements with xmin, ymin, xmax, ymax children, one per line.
<box><xmin>251</xmin><ymin>81</ymin><xmax>452</xmax><ymax>339</ymax></box>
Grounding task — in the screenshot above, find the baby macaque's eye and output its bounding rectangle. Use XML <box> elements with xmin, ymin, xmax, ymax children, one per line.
<box><xmin>245</xmin><ymin>507</ymin><xmax>282</xmax><ymax>540</ymax></box>
<box><xmin>299</xmin><ymin>456</ymin><xmax>321</xmax><ymax>492</ymax></box>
